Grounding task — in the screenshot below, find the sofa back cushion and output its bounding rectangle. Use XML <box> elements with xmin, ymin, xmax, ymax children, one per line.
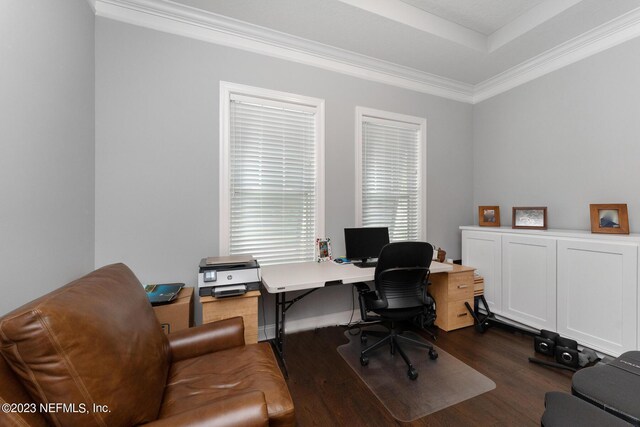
<box><xmin>0</xmin><ymin>263</ymin><xmax>170</xmax><ymax>427</ymax></box>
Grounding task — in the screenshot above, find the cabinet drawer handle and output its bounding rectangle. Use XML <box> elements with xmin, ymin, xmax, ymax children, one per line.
<box><xmin>457</xmin><ymin>285</ymin><xmax>469</xmax><ymax>289</ymax></box>
<box><xmin>457</xmin><ymin>313</ymin><xmax>468</xmax><ymax>317</ymax></box>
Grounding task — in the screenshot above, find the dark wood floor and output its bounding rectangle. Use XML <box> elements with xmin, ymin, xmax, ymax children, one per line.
<box><xmin>283</xmin><ymin>323</ymin><xmax>573</xmax><ymax>426</ymax></box>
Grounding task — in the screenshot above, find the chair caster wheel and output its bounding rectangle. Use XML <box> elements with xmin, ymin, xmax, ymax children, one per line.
<box><xmin>360</xmin><ymin>335</ymin><xmax>367</xmax><ymax>344</ymax></box>
<box><xmin>429</xmin><ymin>349</ymin><xmax>438</xmax><ymax>360</ymax></box>
<box><xmin>408</xmin><ymin>367</ymin><xmax>418</xmax><ymax>380</ymax></box>
<box><xmin>360</xmin><ymin>355</ymin><xmax>369</xmax><ymax>366</ymax></box>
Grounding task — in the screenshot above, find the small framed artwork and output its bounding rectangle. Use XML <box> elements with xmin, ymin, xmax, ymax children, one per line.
<box><xmin>590</xmin><ymin>204</ymin><xmax>629</xmax><ymax>234</ymax></box>
<box><xmin>315</xmin><ymin>237</ymin><xmax>332</xmax><ymax>262</ymax></box>
<box><xmin>479</xmin><ymin>206</ymin><xmax>500</xmax><ymax>227</ymax></box>
<box><xmin>512</xmin><ymin>207</ymin><xmax>547</xmax><ymax>229</ymax></box>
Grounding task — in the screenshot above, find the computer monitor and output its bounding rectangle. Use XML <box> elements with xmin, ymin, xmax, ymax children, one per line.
<box><xmin>344</xmin><ymin>227</ymin><xmax>390</xmax><ymax>268</ymax></box>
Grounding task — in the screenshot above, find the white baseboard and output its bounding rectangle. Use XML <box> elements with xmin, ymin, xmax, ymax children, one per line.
<box><xmin>258</xmin><ymin>309</ymin><xmax>361</xmax><ymax>341</ymax></box>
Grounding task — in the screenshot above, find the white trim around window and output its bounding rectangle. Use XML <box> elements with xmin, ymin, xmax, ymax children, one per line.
<box><xmin>219</xmin><ymin>81</ymin><xmax>325</xmax><ymax>264</ymax></box>
<box><xmin>355</xmin><ymin>106</ymin><xmax>427</xmax><ymax>241</ymax></box>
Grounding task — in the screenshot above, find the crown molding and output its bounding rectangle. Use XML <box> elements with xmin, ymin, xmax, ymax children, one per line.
<box><xmin>93</xmin><ymin>0</ymin><xmax>474</xmax><ymax>103</ymax></box>
<box><xmin>474</xmin><ymin>6</ymin><xmax>640</xmax><ymax>103</ymax></box>
<box><xmin>93</xmin><ymin>0</ymin><xmax>640</xmax><ymax>105</ymax></box>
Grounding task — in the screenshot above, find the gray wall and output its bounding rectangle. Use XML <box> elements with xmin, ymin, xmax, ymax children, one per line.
<box><xmin>95</xmin><ymin>19</ymin><xmax>473</xmax><ymax>326</ymax></box>
<box><xmin>0</xmin><ymin>0</ymin><xmax>95</xmax><ymax>315</ymax></box>
<box><xmin>474</xmin><ymin>38</ymin><xmax>640</xmax><ymax>230</ymax></box>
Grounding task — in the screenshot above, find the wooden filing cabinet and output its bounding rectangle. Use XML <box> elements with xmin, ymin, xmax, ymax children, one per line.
<box><xmin>201</xmin><ymin>290</ymin><xmax>260</xmax><ymax>344</ymax></box>
<box><xmin>430</xmin><ymin>264</ymin><xmax>475</xmax><ymax>331</ymax></box>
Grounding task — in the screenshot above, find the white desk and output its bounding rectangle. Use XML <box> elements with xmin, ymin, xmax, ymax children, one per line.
<box><xmin>261</xmin><ymin>260</ymin><xmax>452</xmax><ymax>293</ymax></box>
<box><xmin>260</xmin><ymin>260</ymin><xmax>453</xmax><ymax>374</ymax></box>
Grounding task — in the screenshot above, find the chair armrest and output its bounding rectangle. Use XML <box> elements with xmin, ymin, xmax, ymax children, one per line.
<box><xmin>353</xmin><ymin>281</ymin><xmax>372</xmax><ymax>294</ymax></box>
<box><xmin>143</xmin><ymin>390</ymin><xmax>268</xmax><ymax>427</ymax></box>
<box><xmin>168</xmin><ymin>316</ymin><xmax>245</xmax><ymax>362</ymax></box>
<box><xmin>354</xmin><ymin>281</ymin><xmax>385</xmax><ymax>320</ymax></box>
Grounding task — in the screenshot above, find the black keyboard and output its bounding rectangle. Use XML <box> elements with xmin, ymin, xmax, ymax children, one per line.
<box><xmin>354</xmin><ymin>261</ymin><xmax>377</xmax><ymax>268</ymax></box>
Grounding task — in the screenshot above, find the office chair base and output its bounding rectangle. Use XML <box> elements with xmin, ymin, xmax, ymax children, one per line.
<box><xmin>408</xmin><ymin>366</ymin><xmax>418</xmax><ymax>380</ymax></box>
<box><xmin>360</xmin><ymin>325</ymin><xmax>438</xmax><ymax>380</ymax></box>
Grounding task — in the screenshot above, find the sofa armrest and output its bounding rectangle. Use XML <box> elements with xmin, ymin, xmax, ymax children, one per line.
<box><xmin>168</xmin><ymin>317</ymin><xmax>245</xmax><ymax>362</ymax></box>
<box><xmin>143</xmin><ymin>390</ymin><xmax>268</xmax><ymax>427</ymax></box>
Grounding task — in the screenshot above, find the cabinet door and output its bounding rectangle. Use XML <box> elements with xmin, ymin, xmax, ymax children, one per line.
<box><xmin>502</xmin><ymin>235</ymin><xmax>556</xmax><ymax>330</ymax></box>
<box><xmin>557</xmin><ymin>239</ymin><xmax>637</xmax><ymax>356</ymax></box>
<box><xmin>462</xmin><ymin>230</ymin><xmax>502</xmax><ymax>313</ymax></box>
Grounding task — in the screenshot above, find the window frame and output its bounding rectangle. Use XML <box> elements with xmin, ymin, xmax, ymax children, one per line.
<box><xmin>355</xmin><ymin>106</ymin><xmax>427</xmax><ymax>241</ymax></box>
<box><xmin>219</xmin><ymin>81</ymin><xmax>325</xmax><ymax>260</ymax></box>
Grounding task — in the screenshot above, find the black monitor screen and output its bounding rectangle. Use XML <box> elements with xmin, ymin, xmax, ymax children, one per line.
<box><xmin>344</xmin><ymin>227</ymin><xmax>389</xmax><ymax>265</ymax></box>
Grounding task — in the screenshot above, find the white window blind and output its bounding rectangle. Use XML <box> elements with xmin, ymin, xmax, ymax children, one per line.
<box><xmin>223</xmin><ymin>87</ymin><xmax>323</xmax><ymax>266</ymax></box>
<box><xmin>358</xmin><ymin>109</ymin><xmax>426</xmax><ymax>242</ymax></box>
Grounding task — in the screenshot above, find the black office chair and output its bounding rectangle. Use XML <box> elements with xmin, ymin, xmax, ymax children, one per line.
<box><xmin>355</xmin><ymin>241</ymin><xmax>438</xmax><ymax>380</ymax></box>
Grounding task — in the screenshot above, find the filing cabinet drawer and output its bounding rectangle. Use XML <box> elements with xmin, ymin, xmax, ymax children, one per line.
<box><xmin>446</xmin><ymin>298</ymin><xmax>474</xmax><ymax>330</ymax></box>
<box><xmin>447</xmin><ymin>273</ymin><xmax>474</xmax><ymax>300</ymax></box>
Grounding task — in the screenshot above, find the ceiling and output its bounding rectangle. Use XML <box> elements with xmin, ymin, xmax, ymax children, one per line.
<box><xmin>399</xmin><ymin>0</ymin><xmax>546</xmax><ymax>35</ymax></box>
<box><xmin>93</xmin><ymin>0</ymin><xmax>640</xmax><ymax>103</ymax></box>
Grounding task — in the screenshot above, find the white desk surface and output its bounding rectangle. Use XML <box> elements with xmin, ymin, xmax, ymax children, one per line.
<box><xmin>261</xmin><ymin>260</ymin><xmax>453</xmax><ymax>293</ymax></box>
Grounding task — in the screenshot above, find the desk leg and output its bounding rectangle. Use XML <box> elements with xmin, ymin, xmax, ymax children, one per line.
<box><xmin>272</xmin><ymin>292</ymin><xmax>289</xmax><ymax>377</ymax></box>
<box><xmin>269</xmin><ymin>288</ymin><xmax>319</xmax><ymax>378</ymax></box>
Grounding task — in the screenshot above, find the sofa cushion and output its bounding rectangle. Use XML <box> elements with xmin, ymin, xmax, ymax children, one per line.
<box><xmin>160</xmin><ymin>342</ymin><xmax>295</xmax><ymax>427</ymax></box>
<box><xmin>0</xmin><ymin>355</ymin><xmax>48</xmax><ymax>427</ymax></box>
<box><xmin>0</xmin><ymin>263</ymin><xmax>170</xmax><ymax>427</ymax></box>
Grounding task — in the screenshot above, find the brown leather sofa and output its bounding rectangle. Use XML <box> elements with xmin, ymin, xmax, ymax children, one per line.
<box><xmin>0</xmin><ymin>263</ymin><xmax>295</xmax><ymax>427</ymax></box>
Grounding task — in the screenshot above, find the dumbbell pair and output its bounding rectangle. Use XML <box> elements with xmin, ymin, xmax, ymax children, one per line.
<box><xmin>535</xmin><ymin>330</ymin><xmax>579</xmax><ymax>368</ymax></box>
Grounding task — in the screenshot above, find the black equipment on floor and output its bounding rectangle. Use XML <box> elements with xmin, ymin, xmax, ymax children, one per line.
<box><xmin>571</xmin><ymin>351</ymin><xmax>640</xmax><ymax>426</ymax></box>
<box><xmin>529</xmin><ymin>329</ymin><xmax>599</xmax><ymax>372</ymax></box>
<box><xmin>355</xmin><ymin>241</ymin><xmax>438</xmax><ymax>380</ymax></box>
<box><xmin>542</xmin><ymin>351</ymin><xmax>640</xmax><ymax>426</ymax></box>
<box><xmin>464</xmin><ymin>294</ymin><xmax>504</xmax><ymax>333</ymax></box>
<box><xmin>541</xmin><ymin>391</ymin><xmax>632</xmax><ymax>427</ymax></box>
<box><xmin>535</xmin><ymin>329</ymin><xmax>560</xmax><ymax>356</ymax></box>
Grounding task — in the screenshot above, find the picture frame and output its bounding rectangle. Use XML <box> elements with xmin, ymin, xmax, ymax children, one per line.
<box><xmin>512</xmin><ymin>207</ymin><xmax>547</xmax><ymax>229</ymax></box>
<box><xmin>478</xmin><ymin>206</ymin><xmax>500</xmax><ymax>227</ymax></box>
<box><xmin>315</xmin><ymin>237</ymin><xmax>332</xmax><ymax>262</ymax></box>
<box><xmin>589</xmin><ymin>204</ymin><xmax>629</xmax><ymax>234</ymax></box>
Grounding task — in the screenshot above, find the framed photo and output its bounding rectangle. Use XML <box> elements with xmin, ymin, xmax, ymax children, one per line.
<box><xmin>512</xmin><ymin>207</ymin><xmax>547</xmax><ymax>229</ymax></box>
<box><xmin>478</xmin><ymin>206</ymin><xmax>500</xmax><ymax>227</ymax></box>
<box><xmin>590</xmin><ymin>204</ymin><xmax>629</xmax><ymax>234</ymax></box>
<box><xmin>315</xmin><ymin>237</ymin><xmax>332</xmax><ymax>262</ymax></box>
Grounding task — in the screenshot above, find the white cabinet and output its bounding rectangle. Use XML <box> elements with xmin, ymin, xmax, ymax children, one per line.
<box><xmin>461</xmin><ymin>230</ymin><xmax>502</xmax><ymax>313</ymax></box>
<box><xmin>557</xmin><ymin>239</ymin><xmax>637</xmax><ymax>355</ymax></box>
<box><xmin>502</xmin><ymin>235</ymin><xmax>556</xmax><ymax>331</ymax></box>
<box><xmin>461</xmin><ymin>226</ymin><xmax>640</xmax><ymax>356</ymax></box>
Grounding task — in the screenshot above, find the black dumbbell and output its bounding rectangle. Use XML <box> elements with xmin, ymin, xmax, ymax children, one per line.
<box><xmin>534</xmin><ymin>329</ymin><xmax>560</xmax><ymax>356</ymax></box>
<box><xmin>554</xmin><ymin>336</ymin><xmax>579</xmax><ymax>368</ymax></box>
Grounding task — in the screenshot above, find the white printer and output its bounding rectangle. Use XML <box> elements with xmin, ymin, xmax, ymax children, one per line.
<box><xmin>198</xmin><ymin>255</ymin><xmax>261</xmax><ymax>297</ymax></box>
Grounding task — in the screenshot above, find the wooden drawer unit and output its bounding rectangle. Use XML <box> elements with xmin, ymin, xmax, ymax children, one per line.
<box><xmin>201</xmin><ymin>290</ymin><xmax>260</xmax><ymax>344</ymax></box>
<box><xmin>445</xmin><ymin>298</ymin><xmax>475</xmax><ymax>330</ymax></box>
<box><xmin>430</xmin><ymin>265</ymin><xmax>475</xmax><ymax>331</ymax></box>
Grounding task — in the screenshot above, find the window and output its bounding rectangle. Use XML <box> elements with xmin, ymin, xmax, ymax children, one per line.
<box><xmin>220</xmin><ymin>82</ymin><xmax>325</xmax><ymax>265</ymax></box>
<box><xmin>356</xmin><ymin>107</ymin><xmax>426</xmax><ymax>242</ymax></box>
